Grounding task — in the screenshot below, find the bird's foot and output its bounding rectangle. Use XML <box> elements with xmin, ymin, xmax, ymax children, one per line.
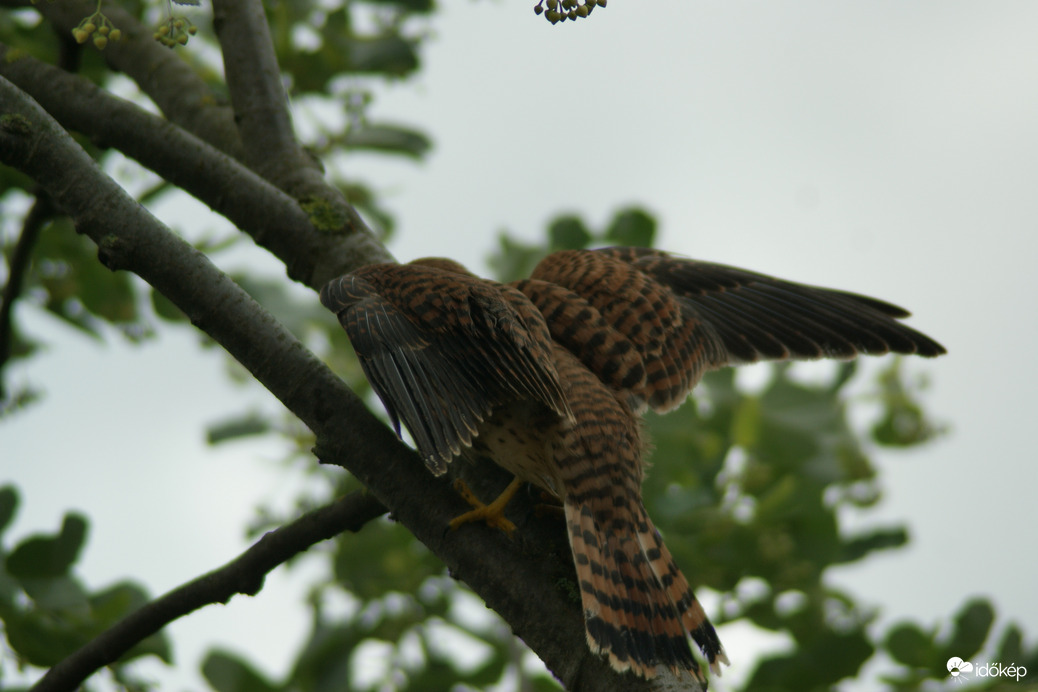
<box><xmin>448</xmin><ymin>477</ymin><xmax>522</xmax><ymax>535</ymax></box>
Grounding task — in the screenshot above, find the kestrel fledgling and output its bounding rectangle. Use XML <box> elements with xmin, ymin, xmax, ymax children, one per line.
<box><xmin>320</xmin><ymin>248</ymin><xmax>945</xmax><ymax>683</ymax></box>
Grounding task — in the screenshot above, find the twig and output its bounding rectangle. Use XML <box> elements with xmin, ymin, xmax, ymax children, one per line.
<box><xmin>0</xmin><ymin>193</ymin><xmax>52</xmax><ymax>393</ymax></box>
<box><xmin>25</xmin><ymin>0</ymin><xmax>244</xmax><ymax>158</ymax></box>
<box><xmin>29</xmin><ymin>492</ymin><xmax>388</xmax><ymax>692</ymax></box>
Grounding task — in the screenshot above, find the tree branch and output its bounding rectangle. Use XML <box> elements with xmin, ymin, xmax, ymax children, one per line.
<box><xmin>0</xmin><ymin>77</ymin><xmax>699</xmax><ymax>690</ymax></box>
<box><xmin>0</xmin><ymin>45</ymin><xmax>389</xmax><ymax>287</ymax></box>
<box><xmin>25</xmin><ymin>0</ymin><xmax>371</xmax><ymax>256</ymax></box>
<box><xmin>212</xmin><ymin>0</ymin><xmax>374</xmax><ymax>246</ymax></box>
<box><xmin>212</xmin><ymin>0</ymin><xmax>310</xmax><ymax>183</ymax></box>
<box><xmin>30</xmin><ymin>491</ymin><xmax>388</xmax><ymax>692</ymax></box>
<box><xmin>26</xmin><ymin>0</ymin><xmax>244</xmax><ymax>158</ymax></box>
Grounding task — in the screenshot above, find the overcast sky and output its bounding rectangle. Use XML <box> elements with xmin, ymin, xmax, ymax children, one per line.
<box><xmin>5</xmin><ymin>1</ymin><xmax>1038</xmax><ymax>690</ymax></box>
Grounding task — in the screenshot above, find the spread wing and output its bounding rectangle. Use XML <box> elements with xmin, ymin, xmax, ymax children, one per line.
<box><xmin>321</xmin><ymin>262</ymin><xmax>570</xmax><ymax>473</ymax></box>
<box><xmin>521</xmin><ymin>247</ymin><xmax>946</xmax><ymax>412</ymax></box>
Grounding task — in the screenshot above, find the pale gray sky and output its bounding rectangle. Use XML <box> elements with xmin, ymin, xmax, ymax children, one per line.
<box><xmin>4</xmin><ymin>1</ymin><xmax>1038</xmax><ymax>690</ymax></box>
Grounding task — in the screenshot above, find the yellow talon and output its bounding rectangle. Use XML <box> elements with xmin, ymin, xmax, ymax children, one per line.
<box><xmin>448</xmin><ymin>477</ymin><xmax>524</xmax><ymax>534</ymax></box>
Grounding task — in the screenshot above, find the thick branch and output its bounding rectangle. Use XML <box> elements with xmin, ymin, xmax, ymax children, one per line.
<box><xmin>31</xmin><ymin>492</ymin><xmax>388</xmax><ymax>692</ymax></box>
<box><xmin>0</xmin><ymin>77</ymin><xmax>695</xmax><ymax>691</ymax></box>
<box><xmin>24</xmin><ymin>0</ymin><xmax>372</xmax><ymax>264</ymax></box>
<box><xmin>212</xmin><ymin>0</ymin><xmax>373</xmax><ymax>241</ymax></box>
<box><xmin>0</xmin><ymin>45</ymin><xmax>389</xmax><ymax>287</ymax></box>
<box><xmin>212</xmin><ymin>0</ymin><xmax>309</xmax><ymax>182</ymax></box>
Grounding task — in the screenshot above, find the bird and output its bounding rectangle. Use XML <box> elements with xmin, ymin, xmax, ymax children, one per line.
<box><xmin>319</xmin><ymin>247</ymin><xmax>945</xmax><ymax>683</ymax></box>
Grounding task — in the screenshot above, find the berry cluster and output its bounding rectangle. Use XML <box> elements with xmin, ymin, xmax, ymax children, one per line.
<box><xmin>153</xmin><ymin>16</ymin><xmax>197</xmax><ymax>47</ymax></box>
<box><xmin>71</xmin><ymin>8</ymin><xmax>121</xmax><ymax>49</ymax></box>
<box><xmin>533</xmin><ymin>0</ymin><xmax>606</xmax><ymax>24</ymax></box>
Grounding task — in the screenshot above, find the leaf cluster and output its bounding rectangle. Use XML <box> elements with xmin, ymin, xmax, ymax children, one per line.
<box><xmin>0</xmin><ymin>486</ymin><xmax>168</xmax><ymax>692</ymax></box>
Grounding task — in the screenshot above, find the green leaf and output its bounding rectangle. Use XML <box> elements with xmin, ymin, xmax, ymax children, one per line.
<box><xmin>837</xmin><ymin>527</ymin><xmax>908</xmax><ymax>564</ymax></box>
<box><xmin>548</xmin><ymin>215</ymin><xmax>592</xmax><ymax>250</ymax></box>
<box><xmin>828</xmin><ymin>360</ymin><xmax>858</xmax><ymax>394</ymax></box>
<box><xmin>0</xmin><ymin>485</ymin><xmax>18</xmax><ymax>537</ymax></box>
<box><xmin>151</xmin><ymin>288</ymin><xmax>188</xmax><ymax>322</ymax></box>
<box><xmin>90</xmin><ymin>581</ymin><xmax>172</xmax><ymax>663</ymax></box>
<box><xmin>996</xmin><ymin>623</ymin><xmax>1025</xmax><ymax>667</ymax></box>
<box><xmin>531</xmin><ymin>677</ymin><xmax>565</xmax><ymax>691</ymax></box>
<box><xmin>748</xmin><ymin>628</ymin><xmax>873</xmax><ymax>689</ymax></box>
<box><xmin>1</xmin><ymin>386</ymin><xmax>43</xmax><ymax>419</ymax></box>
<box><xmin>0</xmin><ymin>319</ymin><xmax>38</xmax><ymax>364</ymax></box>
<box><xmin>886</xmin><ymin>622</ymin><xmax>935</xmax><ymax>667</ymax></box>
<box><xmin>207</xmin><ymin>414</ymin><xmax>273</xmax><ymax>445</ymax></box>
<box><xmin>871</xmin><ymin>360</ymin><xmax>942</xmax><ymax>447</ymax></box>
<box><xmin>233</xmin><ymin>275</ymin><xmax>327</xmax><ymax>340</ymax></box>
<box><xmin>202</xmin><ymin>649</ymin><xmax>280</xmax><ymax>692</ymax></box>
<box><xmin>288</xmin><ymin>617</ymin><xmax>366</xmax><ymax>690</ymax></box>
<box><xmin>32</xmin><ymin>218</ymin><xmax>141</xmax><ymax>336</ymax></box>
<box><xmin>487</xmin><ymin>234</ymin><xmax>547</xmax><ymax>283</ymax></box>
<box><xmin>343</xmin><ymin>123</ymin><xmax>431</xmax><ymax>159</ymax></box>
<box><xmin>347</xmin><ymin>34</ymin><xmax>419</xmax><ymax>75</ymax></box>
<box><xmin>6</xmin><ymin>513</ymin><xmax>88</xmax><ymax>579</ymax></box>
<box><xmin>19</xmin><ymin>574</ymin><xmax>90</xmax><ymax>614</ymax></box>
<box><xmin>359</xmin><ymin>0</ymin><xmax>434</xmax><ymax>13</ymax></box>
<box><xmin>940</xmin><ymin>598</ymin><xmax>994</xmax><ymax>662</ymax></box>
<box><xmin>730</xmin><ymin>395</ymin><xmax>761</xmax><ymax>448</ymax></box>
<box><xmin>604</xmin><ymin>207</ymin><xmax>655</xmax><ymax>247</ymax></box>
<box><xmin>3</xmin><ymin>608</ymin><xmax>88</xmax><ymax>666</ymax></box>
<box><xmin>332</xmin><ymin>517</ymin><xmax>442</xmax><ymax>600</ymax></box>
<box><xmin>754</xmin><ymin>369</ymin><xmax>869</xmax><ymax>485</ymax></box>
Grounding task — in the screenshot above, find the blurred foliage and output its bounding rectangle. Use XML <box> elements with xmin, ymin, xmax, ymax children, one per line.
<box><xmin>1</xmin><ymin>0</ymin><xmax>1030</xmax><ymax>687</ymax></box>
<box><xmin>0</xmin><ymin>485</ymin><xmax>169</xmax><ymax>690</ymax></box>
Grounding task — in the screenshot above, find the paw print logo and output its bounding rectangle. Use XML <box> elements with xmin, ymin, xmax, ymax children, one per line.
<box><xmin>947</xmin><ymin>657</ymin><xmax>973</xmax><ymax>683</ymax></box>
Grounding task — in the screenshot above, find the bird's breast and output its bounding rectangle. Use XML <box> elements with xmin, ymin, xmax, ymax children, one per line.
<box><xmin>467</xmin><ymin>401</ymin><xmax>564</xmax><ymax>500</ymax></box>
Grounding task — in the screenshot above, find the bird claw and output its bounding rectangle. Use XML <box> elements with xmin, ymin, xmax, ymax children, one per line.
<box><xmin>448</xmin><ymin>477</ymin><xmax>521</xmax><ymax>535</ymax></box>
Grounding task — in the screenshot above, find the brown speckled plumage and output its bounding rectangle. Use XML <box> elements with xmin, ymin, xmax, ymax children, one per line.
<box><xmin>320</xmin><ymin>247</ymin><xmax>945</xmax><ymax>682</ymax></box>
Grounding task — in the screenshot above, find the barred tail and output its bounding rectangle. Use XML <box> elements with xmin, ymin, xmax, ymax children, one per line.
<box><xmin>565</xmin><ymin>500</ymin><xmax>728</xmax><ymax>681</ymax></box>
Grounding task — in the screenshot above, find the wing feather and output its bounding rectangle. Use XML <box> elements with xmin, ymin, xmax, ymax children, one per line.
<box><xmin>525</xmin><ymin>248</ymin><xmax>945</xmax><ymax>413</ymax></box>
<box><xmin>320</xmin><ymin>263</ymin><xmax>569</xmax><ymax>472</ymax></box>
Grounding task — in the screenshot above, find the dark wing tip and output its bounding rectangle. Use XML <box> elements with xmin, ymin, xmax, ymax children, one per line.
<box><xmin>630</xmin><ymin>256</ymin><xmax>946</xmax><ymax>366</ymax></box>
<box><xmin>908</xmin><ymin>330</ymin><xmax>948</xmax><ymax>357</ymax></box>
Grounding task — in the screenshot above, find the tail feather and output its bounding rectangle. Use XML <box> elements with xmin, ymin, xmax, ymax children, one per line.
<box><xmin>550</xmin><ymin>344</ymin><xmax>726</xmax><ymax>681</ymax></box>
<box><xmin>565</xmin><ymin>501</ymin><xmax>726</xmax><ymax>681</ymax></box>
<box><xmin>635</xmin><ymin>526</ymin><xmax>730</xmax><ymax>676</ymax></box>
